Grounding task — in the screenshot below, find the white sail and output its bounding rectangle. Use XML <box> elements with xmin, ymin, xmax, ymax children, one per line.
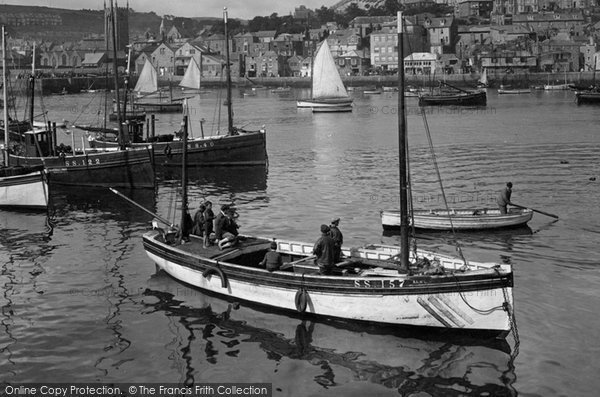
<box><xmin>134</xmin><ymin>59</ymin><xmax>158</xmax><ymax>94</ymax></box>
<box><xmin>312</xmin><ymin>40</ymin><xmax>348</xmax><ymax>99</ymax></box>
<box><xmin>179</xmin><ymin>58</ymin><xmax>201</xmax><ymax>90</ymax></box>
<box><xmin>478</xmin><ymin>68</ymin><xmax>488</xmax><ymax>86</ymax></box>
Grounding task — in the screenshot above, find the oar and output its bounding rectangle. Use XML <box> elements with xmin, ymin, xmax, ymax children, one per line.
<box><xmin>109</xmin><ymin>187</ymin><xmax>175</xmax><ymax>227</ymax></box>
<box><xmin>512</xmin><ymin>203</ymin><xmax>559</xmax><ymax>219</ymax></box>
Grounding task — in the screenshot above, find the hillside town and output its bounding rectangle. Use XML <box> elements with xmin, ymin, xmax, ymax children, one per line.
<box><xmin>1</xmin><ymin>0</ymin><xmax>600</xmax><ymax>79</ymax></box>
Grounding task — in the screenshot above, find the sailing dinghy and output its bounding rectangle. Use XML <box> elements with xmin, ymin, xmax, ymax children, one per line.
<box><xmin>297</xmin><ymin>40</ymin><xmax>353</xmax><ymax>111</ymax></box>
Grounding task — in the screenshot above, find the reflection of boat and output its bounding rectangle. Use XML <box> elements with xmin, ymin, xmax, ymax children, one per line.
<box><xmin>297</xmin><ymin>40</ymin><xmax>353</xmax><ymax>110</ymax></box>
<box><xmin>141</xmin><ymin>13</ymin><xmax>515</xmax><ymax>335</ymax></box>
<box><xmin>145</xmin><ymin>271</ymin><xmax>516</xmax><ymax>394</ymax></box>
<box><xmin>311</xmin><ymin>105</ymin><xmax>353</xmax><ymax>113</ymax></box>
<box><xmin>381</xmin><ymin>208</ymin><xmax>533</xmax><ymax>231</ymax></box>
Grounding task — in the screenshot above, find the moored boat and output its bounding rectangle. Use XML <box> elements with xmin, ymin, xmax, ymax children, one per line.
<box><xmin>380</xmin><ymin>208</ymin><xmax>533</xmax><ymax>231</ymax></box>
<box><xmin>419</xmin><ymin>89</ymin><xmax>487</xmax><ymax>106</ymax></box>
<box><xmin>498</xmin><ymin>88</ymin><xmax>531</xmax><ymax>95</ymax></box>
<box><xmin>136</xmin><ymin>12</ymin><xmax>515</xmax><ymax>335</ymax></box>
<box><xmin>0</xmin><ymin>165</ymin><xmax>48</xmax><ymax>209</ymax></box>
<box><xmin>575</xmin><ymin>90</ymin><xmax>600</xmax><ymax>105</ymax></box>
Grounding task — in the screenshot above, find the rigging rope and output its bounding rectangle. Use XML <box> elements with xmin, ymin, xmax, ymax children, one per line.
<box><xmin>419</xmin><ymin>106</ymin><xmax>467</xmax><ymax>265</ymax></box>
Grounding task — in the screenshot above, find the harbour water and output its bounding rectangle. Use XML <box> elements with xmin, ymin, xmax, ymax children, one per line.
<box><xmin>1</xmin><ymin>88</ymin><xmax>599</xmax><ymax>396</ymax></box>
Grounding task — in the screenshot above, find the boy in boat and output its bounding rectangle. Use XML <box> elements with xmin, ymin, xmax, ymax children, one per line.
<box><xmin>259</xmin><ymin>242</ymin><xmax>283</xmax><ymax>272</ymax></box>
<box><xmin>313</xmin><ymin>225</ymin><xmax>336</xmax><ymax>275</ymax></box>
<box><xmin>497</xmin><ymin>182</ymin><xmax>513</xmax><ymax>214</ymax></box>
<box><xmin>328</xmin><ymin>218</ymin><xmax>343</xmax><ymax>263</ymax></box>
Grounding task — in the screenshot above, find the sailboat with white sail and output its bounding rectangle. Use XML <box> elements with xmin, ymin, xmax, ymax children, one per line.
<box><xmin>297</xmin><ymin>40</ymin><xmax>353</xmax><ymax>112</ymax></box>
<box><xmin>132</xmin><ymin>59</ymin><xmax>183</xmax><ymax>112</ymax></box>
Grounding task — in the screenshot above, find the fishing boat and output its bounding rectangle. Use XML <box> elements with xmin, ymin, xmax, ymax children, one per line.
<box><xmin>0</xmin><ymin>25</ymin><xmax>48</xmax><ymax>209</ymax></box>
<box><xmin>297</xmin><ymin>40</ymin><xmax>353</xmax><ymax>110</ymax></box>
<box><xmin>136</xmin><ymin>12</ymin><xmax>514</xmax><ymax>335</ymax></box>
<box><xmin>380</xmin><ymin>208</ymin><xmax>533</xmax><ymax>231</ymax></box>
<box><xmin>575</xmin><ymin>90</ymin><xmax>600</xmax><ymax>105</ymax></box>
<box><xmin>88</xmin><ymin>14</ymin><xmax>267</xmax><ymax>168</ymax></box>
<box><xmin>363</xmin><ymin>86</ymin><xmax>382</xmax><ymax>95</ymax></box>
<box><xmin>7</xmin><ymin>3</ymin><xmax>155</xmax><ymax>189</ymax></box>
<box><xmin>418</xmin><ymin>82</ymin><xmax>487</xmax><ymax>106</ymax></box>
<box><xmin>132</xmin><ymin>59</ymin><xmax>183</xmax><ymax>113</ymax></box>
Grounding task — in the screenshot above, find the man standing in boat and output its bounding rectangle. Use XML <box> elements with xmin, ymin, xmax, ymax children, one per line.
<box><xmin>329</xmin><ymin>218</ymin><xmax>343</xmax><ymax>263</ymax></box>
<box><xmin>313</xmin><ymin>225</ymin><xmax>336</xmax><ymax>275</ymax></box>
<box><xmin>497</xmin><ymin>182</ymin><xmax>513</xmax><ymax>214</ymax></box>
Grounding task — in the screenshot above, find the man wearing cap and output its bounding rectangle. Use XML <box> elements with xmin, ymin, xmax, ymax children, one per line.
<box><xmin>214</xmin><ymin>204</ymin><xmax>230</xmax><ymax>242</ymax></box>
<box><xmin>496</xmin><ymin>182</ymin><xmax>513</xmax><ymax>214</ymax></box>
<box><xmin>312</xmin><ymin>224</ymin><xmax>336</xmax><ymax>275</ymax></box>
<box><xmin>329</xmin><ymin>218</ymin><xmax>343</xmax><ymax>263</ymax></box>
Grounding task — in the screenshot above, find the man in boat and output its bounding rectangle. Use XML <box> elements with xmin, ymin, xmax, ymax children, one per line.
<box><xmin>497</xmin><ymin>182</ymin><xmax>513</xmax><ymax>214</ymax></box>
<box><xmin>216</xmin><ymin>205</ymin><xmax>239</xmax><ymax>250</ymax></box>
<box><xmin>328</xmin><ymin>218</ymin><xmax>343</xmax><ymax>263</ymax></box>
<box><xmin>191</xmin><ymin>203</ymin><xmax>206</xmax><ymax>237</ymax></box>
<box><xmin>202</xmin><ymin>201</ymin><xmax>215</xmax><ymax>248</ymax></box>
<box><xmin>312</xmin><ymin>225</ymin><xmax>336</xmax><ymax>275</ymax></box>
<box><xmin>259</xmin><ymin>241</ymin><xmax>283</xmax><ymax>272</ymax></box>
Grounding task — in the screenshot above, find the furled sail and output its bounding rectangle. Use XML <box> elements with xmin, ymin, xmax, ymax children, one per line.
<box><xmin>134</xmin><ymin>59</ymin><xmax>158</xmax><ymax>94</ymax></box>
<box><xmin>311</xmin><ymin>40</ymin><xmax>348</xmax><ymax>99</ymax></box>
<box><xmin>179</xmin><ymin>58</ymin><xmax>201</xmax><ymax>90</ymax></box>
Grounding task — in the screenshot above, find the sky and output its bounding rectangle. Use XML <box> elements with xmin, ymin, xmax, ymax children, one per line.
<box><xmin>6</xmin><ymin>0</ymin><xmax>335</xmax><ymax>19</ymax></box>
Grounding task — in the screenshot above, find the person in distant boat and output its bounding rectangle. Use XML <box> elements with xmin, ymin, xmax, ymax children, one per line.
<box><xmin>313</xmin><ymin>224</ymin><xmax>336</xmax><ymax>275</ymax></box>
<box><xmin>191</xmin><ymin>203</ymin><xmax>206</xmax><ymax>237</ymax></box>
<box><xmin>328</xmin><ymin>218</ymin><xmax>343</xmax><ymax>263</ymax></box>
<box><xmin>259</xmin><ymin>242</ymin><xmax>283</xmax><ymax>272</ymax></box>
<box><xmin>497</xmin><ymin>182</ymin><xmax>513</xmax><ymax>214</ymax></box>
<box><xmin>202</xmin><ymin>201</ymin><xmax>215</xmax><ymax>248</ymax></box>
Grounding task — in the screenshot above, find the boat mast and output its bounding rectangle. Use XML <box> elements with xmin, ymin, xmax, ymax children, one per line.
<box><xmin>223</xmin><ymin>7</ymin><xmax>233</xmax><ymax>135</ymax></box>
<box><xmin>397</xmin><ymin>12</ymin><xmax>409</xmax><ymax>271</ymax></box>
<box><xmin>2</xmin><ymin>26</ymin><xmax>8</xmax><ymax>166</ymax></box>
<box><xmin>29</xmin><ymin>43</ymin><xmax>35</xmax><ymax>127</ymax></box>
<box><xmin>179</xmin><ymin>113</ymin><xmax>189</xmax><ymax>239</ymax></box>
<box><xmin>110</xmin><ymin>0</ymin><xmax>124</xmax><ymax>150</ymax></box>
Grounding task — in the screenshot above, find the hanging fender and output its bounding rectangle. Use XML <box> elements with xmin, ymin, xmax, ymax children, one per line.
<box><xmin>202</xmin><ymin>266</ymin><xmax>228</xmax><ymax>288</ymax></box>
<box><xmin>294</xmin><ymin>287</ymin><xmax>308</xmax><ymax>313</ymax></box>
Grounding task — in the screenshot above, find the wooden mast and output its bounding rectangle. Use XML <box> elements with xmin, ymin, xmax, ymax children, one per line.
<box><xmin>397</xmin><ymin>12</ymin><xmax>409</xmax><ymax>271</ymax></box>
<box><xmin>2</xmin><ymin>26</ymin><xmax>8</xmax><ymax>166</ymax></box>
<box><xmin>110</xmin><ymin>0</ymin><xmax>124</xmax><ymax>150</ymax></box>
<box><xmin>223</xmin><ymin>7</ymin><xmax>233</xmax><ymax>135</ymax></box>
<box><xmin>179</xmin><ymin>112</ymin><xmax>188</xmax><ymax>239</ymax></box>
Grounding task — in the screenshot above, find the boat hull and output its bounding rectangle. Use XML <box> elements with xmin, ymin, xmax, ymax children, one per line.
<box><xmin>134</xmin><ymin>102</ymin><xmax>183</xmax><ymax>113</ymax></box>
<box><xmin>89</xmin><ymin>131</ymin><xmax>267</xmax><ymax>167</ymax></box>
<box><xmin>297</xmin><ymin>98</ymin><xmax>354</xmax><ymax>108</ymax></box>
<box><xmin>543</xmin><ymin>84</ymin><xmax>569</xmax><ymax>91</ymax></box>
<box><xmin>575</xmin><ymin>91</ymin><xmax>600</xmax><ymax>105</ymax></box>
<box><xmin>381</xmin><ymin>208</ymin><xmax>533</xmax><ymax>230</ymax></box>
<box><xmin>418</xmin><ymin>91</ymin><xmax>487</xmax><ymax>106</ymax></box>
<box><xmin>143</xmin><ymin>233</ymin><xmax>513</xmax><ymax>333</ymax></box>
<box><xmin>498</xmin><ymin>89</ymin><xmax>531</xmax><ymax>94</ymax></box>
<box><xmin>8</xmin><ymin>148</ymin><xmax>155</xmax><ymax>188</ymax></box>
<box><xmin>312</xmin><ymin>105</ymin><xmax>352</xmax><ymax>113</ymax></box>
<box><xmin>0</xmin><ymin>169</ymin><xmax>48</xmax><ymax>209</ymax></box>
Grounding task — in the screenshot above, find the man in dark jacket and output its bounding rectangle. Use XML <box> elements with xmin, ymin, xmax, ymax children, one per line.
<box><xmin>496</xmin><ymin>182</ymin><xmax>513</xmax><ymax>214</ymax></box>
<box><xmin>312</xmin><ymin>224</ymin><xmax>336</xmax><ymax>275</ymax></box>
<box><xmin>328</xmin><ymin>217</ymin><xmax>343</xmax><ymax>263</ymax></box>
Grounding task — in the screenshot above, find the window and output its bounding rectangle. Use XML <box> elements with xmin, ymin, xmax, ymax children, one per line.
<box><xmin>190</xmin><ymin>49</ymin><xmax>195</xmax><ymax>54</ymax></box>
<box><xmin>505</xmin><ymin>57</ymin><xmax>512</xmax><ymax>63</ymax></box>
<box><xmin>160</xmin><ymin>48</ymin><xmax>165</xmax><ymax>54</ymax></box>
<box><xmin>339</xmin><ymin>59</ymin><xmax>345</xmax><ymax>66</ymax></box>
<box><xmin>351</xmin><ymin>58</ymin><xmax>357</xmax><ymax>66</ymax></box>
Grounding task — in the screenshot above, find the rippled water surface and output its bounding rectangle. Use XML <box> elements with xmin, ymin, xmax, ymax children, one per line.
<box><xmin>1</xmin><ymin>88</ymin><xmax>599</xmax><ymax>396</ymax></box>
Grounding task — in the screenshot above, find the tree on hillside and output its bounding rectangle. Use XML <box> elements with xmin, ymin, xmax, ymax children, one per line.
<box><xmin>315</xmin><ymin>6</ymin><xmax>335</xmax><ymax>26</ymax></box>
<box><xmin>344</xmin><ymin>3</ymin><xmax>367</xmax><ymax>21</ymax></box>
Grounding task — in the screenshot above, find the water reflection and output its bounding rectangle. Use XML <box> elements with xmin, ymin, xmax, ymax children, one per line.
<box><xmin>145</xmin><ymin>271</ymin><xmax>517</xmax><ymax>395</ymax></box>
